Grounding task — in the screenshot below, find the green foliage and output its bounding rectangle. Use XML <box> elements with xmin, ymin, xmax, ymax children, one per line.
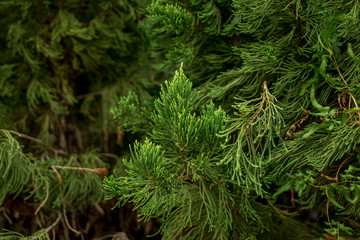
<box><xmin>0</xmin><ymin>128</ymin><xmax>107</xmax><ymax>208</ymax></box>
<box><xmin>0</xmin><ymin>130</ymin><xmax>35</xmax><ymax>204</ymax></box>
<box><xmin>105</xmin><ymin>67</ymin><xmax>312</xmax><ymax>239</ymax></box>
<box><xmin>105</xmin><ymin>0</ymin><xmax>360</xmax><ymax>239</ymax></box>
<box><xmin>105</xmin><ymin>68</ymin><xmax>235</xmax><ymax>239</ymax></box>
<box><xmin>0</xmin><ymin>229</ymin><xmax>50</xmax><ymax>240</ymax></box>
<box><xmin>3</xmin><ymin>0</ymin><xmax>360</xmax><ymax>239</ymax></box>
<box><xmin>220</xmin><ymin>82</ymin><xmax>284</xmax><ymax>197</ymax></box>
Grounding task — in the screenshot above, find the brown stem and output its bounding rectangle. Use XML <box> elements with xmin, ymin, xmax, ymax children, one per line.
<box><xmin>52</xmin><ymin>165</ymin><xmax>108</xmax><ymax>178</ymax></box>
<box><xmin>321</xmin><ymin>154</ymin><xmax>353</xmax><ymax>182</ymax></box>
<box><xmin>325</xmin><ymin>187</ymin><xmax>333</xmax><ymax>230</ymax></box>
<box><xmin>210</xmin><ymin>178</ymin><xmax>223</xmax><ymax>189</ymax></box>
<box><xmin>36</xmin><ymin>0</ymin><xmax>42</xmax><ymax>23</ymax></box>
<box><xmin>246</xmin><ymin>81</ymin><xmax>267</xmax><ymax>130</ymax></box>
<box><xmin>289</xmin><ymin>3</ymin><xmax>302</xmax><ymax>37</ymax></box>
<box><xmin>265</xmin><ymin>195</ymin><xmax>298</xmax><ymax>218</ymax></box>
<box><xmin>178</xmin><ymin>142</ymin><xmax>187</xmax><ymax>176</ymax></box>
<box><xmin>265</xmin><ymin>195</ymin><xmax>286</xmax><ymax>219</ymax></box>
<box><xmin>99</xmin><ymin>0</ymin><xmax>115</xmax><ymax>18</ymax></box>
<box><xmin>63</xmin><ymin>202</ymin><xmax>81</xmax><ymax>235</ymax></box>
<box><xmin>290</xmin><ymin>188</ymin><xmax>295</xmax><ymax>206</ymax></box>
<box><xmin>30</xmin><ymin>212</ymin><xmax>62</xmax><ymax>240</ymax></box>
<box><xmin>52</xmin><ymin>166</ymin><xmax>63</xmax><ymax>187</ymax></box>
<box><xmin>18</xmin><ymin>133</ymin><xmax>69</xmax><ymax>157</ymax></box>
<box><xmin>328</xmin><ymin>41</ymin><xmax>360</xmax><ymax>121</ymax></box>
<box><xmin>0</xmin><ymin>207</ymin><xmax>13</xmax><ymax>225</ymax></box>
<box><xmin>335</xmin><ymin>154</ymin><xmax>352</xmax><ymax>181</ymax></box>
<box><xmin>35</xmin><ymin>183</ymin><xmax>50</xmax><ymax>215</ymax></box>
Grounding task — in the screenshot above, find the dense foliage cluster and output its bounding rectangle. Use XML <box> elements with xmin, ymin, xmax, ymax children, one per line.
<box><xmin>1</xmin><ymin>0</ymin><xmax>360</xmax><ymax>239</ymax></box>
<box><xmin>106</xmin><ymin>0</ymin><xmax>360</xmax><ymax>239</ymax></box>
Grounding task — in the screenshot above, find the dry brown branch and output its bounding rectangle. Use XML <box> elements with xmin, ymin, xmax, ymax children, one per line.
<box><xmin>30</xmin><ymin>212</ymin><xmax>61</xmax><ymax>240</ymax></box>
<box><xmin>290</xmin><ymin>188</ymin><xmax>295</xmax><ymax>207</ymax></box>
<box><xmin>265</xmin><ymin>195</ymin><xmax>298</xmax><ymax>219</ymax></box>
<box><xmin>63</xmin><ymin>202</ymin><xmax>81</xmax><ymax>235</ymax></box>
<box><xmin>52</xmin><ymin>165</ymin><xmax>108</xmax><ymax>178</ymax></box>
<box><xmin>335</xmin><ymin>154</ymin><xmax>352</xmax><ymax>182</ymax></box>
<box><xmin>0</xmin><ymin>207</ymin><xmax>13</xmax><ymax>225</ymax></box>
<box><xmin>35</xmin><ymin>183</ymin><xmax>50</xmax><ymax>215</ymax></box>
<box><xmin>210</xmin><ymin>179</ymin><xmax>224</xmax><ymax>190</ymax></box>
<box><xmin>320</xmin><ymin>154</ymin><xmax>353</xmax><ymax>182</ymax></box>
<box><xmin>52</xmin><ymin>166</ymin><xmax>63</xmax><ymax>187</ymax></box>
<box><xmin>18</xmin><ymin>133</ymin><xmax>69</xmax><ymax>157</ymax></box>
<box><xmin>325</xmin><ymin>187</ymin><xmax>333</xmax><ymax>230</ymax></box>
<box><xmin>328</xmin><ymin>41</ymin><xmax>360</xmax><ymax>121</ymax></box>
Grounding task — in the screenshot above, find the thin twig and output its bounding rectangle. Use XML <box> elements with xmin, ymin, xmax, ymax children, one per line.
<box><xmin>328</xmin><ymin>41</ymin><xmax>360</xmax><ymax>121</ymax></box>
<box><xmin>98</xmin><ymin>0</ymin><xmax>115</xmax><ymax>18</ymax></box>
<box><xmin>52</xmin><ymin>165</ymin><xmax>108</xmax><ymax>178</ymax></box>
<box><xmin>76</xmin><ymin>90</ymin><xmax>104</xmax><ymax>100</ymax></box>
<box><xmin>320</xmin><ymin>154</ymin><xmax>353</xmax><ymax>182</ymax></box>
<box><xmin>265</xmin><ymin>195</ymin><xmax>286</xmax><ymax>219</ymax></box>
<box><xmin>52</xmin><ymin>166</ymin><xmax>63</xmax><ymax>187</ymax></box>
<box><xmin>0</xmin><ymin>207</ymin><xmax>13</xmax><ymax>225</ymax></box>
<box><xmin>35</xmin><ymin>0</ymin><xmax>42</xmax><ymax>23</ymax></box>
<box><xmin>335</xmin><ymin>154</ymin><xmax>352</xmax><ymax>182</ymax></box>
<box><xmin>30</xmin><ymin>212</ymin><xmax>62</xmax><ymax>240</ymax></box>
<box><xmin>96</xmin><ymin>152</ymin><xmax>119</xmax><ymax>160</ymax></box>
<box><xmin>63</xmin><ymin>202</ymin><xmax>81</xmax><ymax>235</ymax></box>
<box><xmin>178</xmin><ymin>142</ymin><xmax>187</xmax><ymax>176</ymax></box>
<box><xmin>210</xmin><ymin>179</ymin><xmax>223</xmax><ymax>190</ymax></box>
<box><xmin>76</xmin><ymin>73</ymin><xmax>138</xmax><ymax>100</ymax></box>
<box><xmin>246</xmin><ymin>81</ymin><xmax>267</xmax><ymax>130</ymax></box>
<box><xmin>290</xmin><ymin>188</ymin><xmax>295</xmax><ymax>206</ymax></box>
<box><xmin>325</xmin><ymin>187</ymin><xmax>333</xmax><ymax>230</ymax></box>
<box><xmin>18</xmin><ymin>133</ymin><xmax>69</xmax><ymax>156</ymax></box>
<box><xmin>35</xmin><ymin>183</ymin><xmax>50</xmax><ymax>215</ymax></box>
<box><xmin>289</xmin><ymin>3</ymin><xmax>303</xmax><ymax>37</ymax></box>
<box><xmin>265</xmin><ymin>195</ymin><xmax>298</xmax><ymax>218</ymax></box>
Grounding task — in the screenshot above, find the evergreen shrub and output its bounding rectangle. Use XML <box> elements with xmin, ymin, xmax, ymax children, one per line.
<box><xmin>105</xmin><ymin>0</ymin><xmax>360</xmax><ymax>239</ymax></box>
